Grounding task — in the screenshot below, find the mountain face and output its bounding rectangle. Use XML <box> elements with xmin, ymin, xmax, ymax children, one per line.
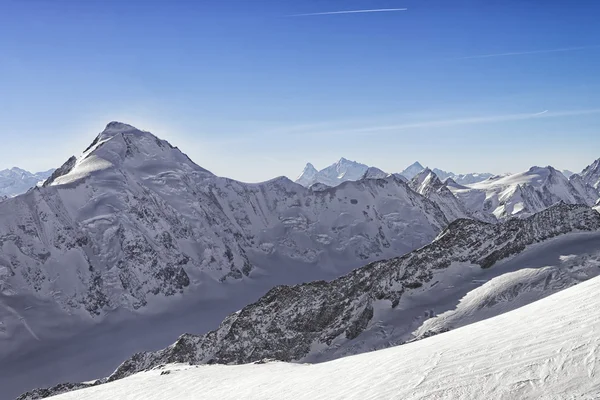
<box><xmin>295</xmin><ymin>158</ymin><xmax>369</xmax><ymax>187</ymax></box>
<box><xmin>578</xmin><ymin>158</ymin><xmax>600</xmax><ymax>189</ymax></box>
<box><xmin>0</xmin><ymin>122</ymin><xmax>449</xmax><ymax>325</ymax></box>
<box><xmin>449</xmin><ymin>166</ymin><xmax>597</xmax><ymax>220</ymax></box>
<box><xmin>408</xmin><ymin>169</ymin><xmax>472</xmax><ymax>223</ymax></box>
<box><xmin>61</xmin><ymin>203</ymin><xmax>599</xmax><ymax>389</ymax></box>
<box><xmin>0</xmin><ymin>167</ymin><xmax>54</xmax><ymax>197</ymax></box>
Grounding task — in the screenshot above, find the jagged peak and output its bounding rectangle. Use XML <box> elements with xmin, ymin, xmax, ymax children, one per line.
<box><xmin>302</xmin><ymin>162</ymin><xmax>318</xmax><ymax>172</ymax></box>
<box><xmin>336</xmin><ymin>157</ymin><xmax>362</xmax><ymax>166</ymax></box>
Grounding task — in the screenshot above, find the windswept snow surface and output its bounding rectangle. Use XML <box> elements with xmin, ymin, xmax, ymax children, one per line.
<box><xmin>50</xmin><ymin>274</ymin><xmax>600</xmax><ymax>400</ymax></box>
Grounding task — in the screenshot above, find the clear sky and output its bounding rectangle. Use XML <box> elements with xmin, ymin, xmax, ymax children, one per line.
<box><xmin>2</xmin><ymin>0</ymin><xmax>600</xmax><ymax>181</ymax></box>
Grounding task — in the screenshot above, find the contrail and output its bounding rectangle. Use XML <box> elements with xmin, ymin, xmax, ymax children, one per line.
<box><xmin>299</xmin><ymin>109</ymin><xmax>600</xmax><ymax>137</ymax></box>
<box><xmin>291</xmin><ymin>8</ymin><xmax>407</xmax><ymax>17</ymax></box>
<box><xmin>455</xmin><ymin>45</ymin><xmax>600</xmax><ymax>60</ymax></box>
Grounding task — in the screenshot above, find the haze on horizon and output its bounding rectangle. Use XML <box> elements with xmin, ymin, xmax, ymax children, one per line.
<box><xmin>2</xmin><ymin>0</ymin><xmax>600</xmax><ymax>182</ymax></box>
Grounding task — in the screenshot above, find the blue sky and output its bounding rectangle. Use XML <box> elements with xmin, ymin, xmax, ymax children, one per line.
<box><xmin>1</xmin><ymin>0</ymin><xmax>600</xmax><ymax>181</ymax></box>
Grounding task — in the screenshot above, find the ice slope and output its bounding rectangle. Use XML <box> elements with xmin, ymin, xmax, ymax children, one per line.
<box><xmin>0</xmin><ymin>168</ymin><xmax>54</xmax><ymax>197</ymax></box>
<box><xmin>295</xmin><ymin>158</ymin><xmax>369</xmax><ymax>187</ymax></box>
<box><xmin>47</xmin><ymin>273</ymin><xmax>600</xmax><ymax>400</ymax></box>
<box><xmin>449</xmin><ymin>166</ymin><xmax>597</xmax><ymax>219</ymax></box>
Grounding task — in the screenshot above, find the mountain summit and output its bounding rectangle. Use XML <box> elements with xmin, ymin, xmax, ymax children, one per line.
<box><xmin>399</xmin><ymin>161</ymin><xmax>425</xmax><ymax>180</ymax></box>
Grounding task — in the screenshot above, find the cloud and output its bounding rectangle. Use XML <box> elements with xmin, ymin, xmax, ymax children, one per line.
<box><xmin>455</xmin><ymin>45</ymin><xmax>600</xmax><ymax>60</ymax></box>
<box><xmin>291</xmin><ymin>8</ymin><xmax>407</xmax><ymax>17</ymax></box>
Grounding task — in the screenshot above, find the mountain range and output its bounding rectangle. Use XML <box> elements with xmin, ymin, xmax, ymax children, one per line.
<box><xmin>21</xmin><ymin>203</ymin><xmax>600</xmax><ymax>399</ymax></box>
<box><xmin>2</xmin><ymin>123</ymin><xmax>458</xmax><ymax>400</ymax></box>
<box><xmin>0</xmin><ymin>168</ymin><xmax>54</xmax><ymax>198</ymax></box>
<box><xmin>3</xmin><ymin>121</ymin><xmax>600</xmax><ymax>399</ymax></box>
<box><xmin>296</xmin><ymin>160</ymin><xmax>497</xmax><ymax>188</ymax></box>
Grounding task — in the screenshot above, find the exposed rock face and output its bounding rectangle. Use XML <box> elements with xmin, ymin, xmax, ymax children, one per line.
<box><xmin>0</xmin><ymin>122</ymin><xmax>448</xmax><ymax>320</ymax></box>
<box><xmin>94</xmin><ymin>203</ymin><xmax>600</xmax><ymax>383</ymax></box>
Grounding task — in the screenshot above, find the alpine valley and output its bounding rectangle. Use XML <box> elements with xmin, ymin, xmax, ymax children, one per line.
<box><xmin>3</xmin><ymin>122</ymin><xmax>600</xmax><ymax>400</ymax></box>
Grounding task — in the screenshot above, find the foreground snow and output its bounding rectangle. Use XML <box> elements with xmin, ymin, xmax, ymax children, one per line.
<box><xmin>50</xmin><ymin>274</ymin><xmax>600</xmax><ymax>400</ymax></box>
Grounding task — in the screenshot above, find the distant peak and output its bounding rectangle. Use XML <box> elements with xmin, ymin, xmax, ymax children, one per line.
<box><xmin>10</xmin><ymin>167</ymin><xmax>28</xmax><ymax>173</ymax></box>
<box><xmin>409</xmin><ymin>161</ymin><xmax>424</xmax><ymax>169</ymax></box>
<box><xmin>337</xmin><ymin>157</ymin><xmax>355</xmax><ymax>164</ymax></box>
<box><xmin>304</xmin><ymin>162</ymin><xmax>317</xmax><ymax>171</ymax></box>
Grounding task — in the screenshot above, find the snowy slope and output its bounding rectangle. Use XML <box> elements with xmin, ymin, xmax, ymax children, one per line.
<box><xmin>0</xmin><ymin>123</ymin><xmax>449</xmax><ymax>358</ymax></box>
<box><xmin>295</xmin><ymin>158</ymin><xmax>369</xmax><ymax>187</ymax></box>
<box><xmin>408</xmin><ymin>169</ymin><xmax>472</xmax><ymax>222</ymax></box>
<box><xmin>32</xmin><ymin>203</ymin><xmax>598</xmax><ymax>395</ymax></box>
<box><xmin>449</xmin><ymin>166</ymin><xmax>597</xmax><ymax>219</ymax></box>
<box><xmin>0</xmin><ymin>168</ymin><xmax>54</xmax><ymax>197</ymax></box>
<box><xmin>42</xmin><ymin>265</ymin><xmax>600</xmax><ymax>400</ymax></box>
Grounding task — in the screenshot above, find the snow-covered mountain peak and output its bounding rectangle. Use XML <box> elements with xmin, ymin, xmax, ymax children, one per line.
<box><xmin>410</xmin><ymin>168</ymin><xmax>440</xmax><ymax>192</ymax></box>
<box><xmin>407</xmin><ymin>161</ymin><xmax>424</xmax><ymax>169</ymax></box>
<box><xmin>400</xmin><ymin>161</ymin><xmax>425</xmax><ymax>180</ymax></box>
<box><xmin>46</xmin><ymin>122</ymin><xmax>212</xmax><ymax>187</ymax></box>
<box><xmin>408</xmin><ymin>169</ymin><xmax>473</xmax><ymax>222</ymax></box>
<box><xmin>295</xmin><ymin>163</ymin><xmax>319</xmax><ymax>186</ymax></box>
<box><xmin>361</xmin><ymin>166</ymin><xmax>388</xmax><ymax>180</ymax></box>
<box><xmin>99</xmin><ymin>121</ymin><xmax>144</xmax><ymax>139</ymax></box>
<box><xmin>294</xmin><ymin>158</ymin><xmax>369</xmax><ymax>187</ymax></box>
